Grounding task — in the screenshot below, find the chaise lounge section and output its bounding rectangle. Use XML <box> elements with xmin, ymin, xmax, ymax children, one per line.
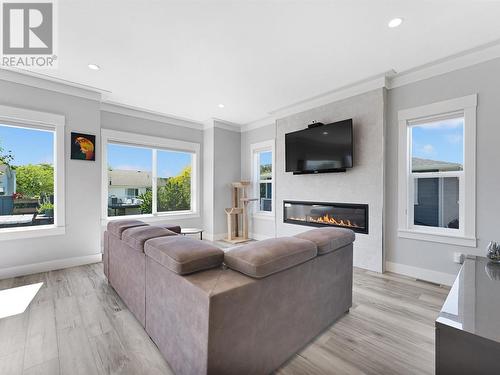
<box><xmin>104</xmin><ymin>221</ymin><xmax>354</xmax><ymax>375</ymax></box>
<box><xmin>103</xmin><ymin>219</ymin><xmax>181</xmax><ymax>325</ymax></box>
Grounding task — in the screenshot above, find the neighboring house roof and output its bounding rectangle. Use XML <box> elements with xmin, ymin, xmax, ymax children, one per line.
<box><xmin>108</xmin><ymin>169</ymin><xmax>167</xmax><ymax>187</ymax></box>
<box><xmin>412</xmin><ymin>158</ymin><xmax>462</xmax><ymax>172</ymax></box>
<box><xmin>109</xmin><ymin>170</ymin><xmax>152</xmax><ymax>187</ymax></box>
<box><xmin>0</xmin><ymin>164</ymin><xmax>11</xmax><ymax>176</ymax></box>
<box><xmin>0</xmin><ymin>164</ymin><xmax>15</xmax><ymax>178</ymax></box>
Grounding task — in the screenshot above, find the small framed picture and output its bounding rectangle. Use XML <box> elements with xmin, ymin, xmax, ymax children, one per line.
<box><xmin>71</xmin><ymin>132</ymin><xmax>96</xmax><ymax>161</ymax></box>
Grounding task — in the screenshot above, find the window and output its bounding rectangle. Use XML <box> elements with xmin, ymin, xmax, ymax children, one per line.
<box><xmin>398</xmin><ymin>95</ymin><xmax>476</xmax><ymax>247</ymax></box>
<box><xmin>0</xmin><ymin>105</ymin><xmax>65</xmax><ymax>239</ymax></box>
<box><xmin>102</xmin><ymin>130</ymin><xmax>199</xmax><ymax>221</ymax></box>
<box><xmin>251</xmin><ymin>140</ymin><xmax>274</xmax><ymax>215</ymax></box>
<box><xmin>126</xmin><ymin>188</ymin><xmax>139</xmax><ymax>198</ymax></box>
<box><xmin>411</xmin><ymin>117</ymin><xmax>462</xmax><ymax>229</ymax></box>
<box><xmin>107</xmin><ymin>143</ymin><xmax>153</xmax><ymax>217</ymax></box>
<box><xmin>156</xmin><ymin>150</ymin><xmax>192</xmax><ymax>213</ymax></box>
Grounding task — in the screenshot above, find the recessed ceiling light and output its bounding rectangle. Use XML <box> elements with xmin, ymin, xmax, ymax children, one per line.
<box><xmin>218</xmin><ymin>104</ymin><xmax>225</xmax><ymax>108</ymax></box>
<box><xmin>388</xmin><ymin>18</ymin><xmax>403</xmax><ymax>28</ymax></box>
<box><xmin>88</xmin><ymin>64</ymin><xmax>100</xmax><ymax>70</ymax></box>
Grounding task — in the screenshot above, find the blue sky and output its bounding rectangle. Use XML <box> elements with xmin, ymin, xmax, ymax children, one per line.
<box><xmin>260</xmin><ymin>151</ymin><xmax>272</xmax><ymax>166</ymax></box>
<box><xmin>411</xmin><ymin>118</ymin><xmax>463</xmax><ymax>164</ymax></box>
<box><xmin>108</xmin><ymin>143</ymin><xmax>191</xmax><ymax>177</ymax></box>
<box><xmin>0</xmin><ymin>125</ymin><xmax>191</xmax><ymax>178</ymax></box>
<box><xmin>0</xmin><ymin>124</ymin><xmax>54</xmax><ymax>165</ymax></box>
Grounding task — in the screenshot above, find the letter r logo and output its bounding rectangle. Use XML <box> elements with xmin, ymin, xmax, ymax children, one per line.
<box><xmin>3</xmin><ymin>3</ymin><xmax>53</xmax><ymax>54</ymax></box>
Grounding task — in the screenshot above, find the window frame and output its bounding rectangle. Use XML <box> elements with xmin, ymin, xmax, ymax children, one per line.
<box><xmin>397</xmin><ymin>95</ymin><xmax>477</xmax><ymax>247</ymax></box>
<box><xmin>101</xmin><ymin>129</ymin><xmax>200</xmax><ymax>223</ymax></box>
<box><xmin>250</xmin><ymin>139</ymin><xmax>275</xmax><ymax>218</ymax></box>
<box><xmin>0</xmin><ymin>104</ymin><xmax>65</xmax><ymax>241</ymax></box>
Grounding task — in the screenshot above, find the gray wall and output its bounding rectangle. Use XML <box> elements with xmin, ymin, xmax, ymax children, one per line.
<box><xmin>0</xmin><ymin>80</ymin><xmax>102</xmax><ymax>269</ymax></box>
<box><xmin>275</xmin><ymin>89</ymin><xmax>385</xmax><ymax>272</ymax></box>
<box><xmin>0</xmin><ymin>84</ymin><xmax>206</xmax><ymax>273</ymax></box>
<box><xmin>203</xmin><ymin>127</ymin><xmax>215</xmax><ymax>236</ymax></box>
<box><xmin>240</xmin><ymin>123</ymin><xmax>277</xmax><ymax>239</ymax></box>
<box><xmin>213</xmin><ymin>126</ymin><xmax>241</xmax><ymax>236</ymax></box>
<box><xmin>385</xmin><ymin>57</ymin><xmax>500</xmax><ymax>276</ymax></box>
<box><xmin>203</xmin><ymin>123</ymin><xmax>241</xmax><ymax>239</ymax></box>
<box><xmin>101</xmin><ymin>111</ymin><xmax>203</xmax><ymax>144</ymax></box>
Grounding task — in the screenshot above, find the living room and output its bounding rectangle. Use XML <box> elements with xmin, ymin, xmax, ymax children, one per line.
<box><xmin>1</xmin><ymin>1</ymin><xmax>500</xmax><ymax>374</ymax></box>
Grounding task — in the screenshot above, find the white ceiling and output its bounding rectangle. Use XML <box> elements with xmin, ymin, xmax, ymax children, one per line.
<box><xmin>22</xmin><ymin>1</ymin><xmax>500</xmax><ymax>124</ymax></box>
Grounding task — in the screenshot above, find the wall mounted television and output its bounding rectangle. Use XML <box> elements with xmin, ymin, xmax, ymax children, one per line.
<box><xmin>285</xmin><ymin>119</ymin><xmax>353</xmax><ymax>174</ymax></box>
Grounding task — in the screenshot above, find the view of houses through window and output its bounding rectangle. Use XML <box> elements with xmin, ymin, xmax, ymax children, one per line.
<box><xmin>0</xmin><ymin>124</ymin><xmax>55</xmax><ymax>229</ymax></box>
<box><xmin>410</xmin><ymin>116</ymin><xmax>463</xmax><ymax>230</ymax></box>
<box><xmin>107</xmin><ymin>143</ymin><xmax>192</xmax><ymax>217</ymax></box>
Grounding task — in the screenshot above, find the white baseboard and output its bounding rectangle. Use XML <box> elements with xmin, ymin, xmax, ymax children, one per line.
<box><xmin>204</xmin><ymin>232</ymin><xmax>226</xmax><ymax>241</ymax></box>
<box><xmin>249</xmin><ymin>232</ymin><xmax>274</xmax><ymax>241</ymax></box>
<box><xmin>0</xmin><ymin>253</ymin><xmax>103</xmax><ymax>280</ymax></box>
<box><xmin>385</xmin><ymin>261</ymin><xmax>456</xmax><ymax>286</ymax></box>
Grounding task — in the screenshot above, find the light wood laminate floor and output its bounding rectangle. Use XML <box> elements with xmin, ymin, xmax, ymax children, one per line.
<box><xmin>0</xmin><ymin>263</ymin><xmax>449</xmax><ymax>375</ymax></box>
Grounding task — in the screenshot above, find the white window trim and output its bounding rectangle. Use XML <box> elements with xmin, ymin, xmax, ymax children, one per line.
<box><xmin>397</xmin><ymin>94</ymin><xmax>477</xmax><ymax>247</ymax></box>
<box><xmin>250</xmin><ymin>139</ymin><xmax>275</xmax><ymax>219</ymax></box>
<box><xmin>101</xmin><ymin>129</ymin><xmax>200</xmax><ymax>223</ymax></box>
<box><xmin>0</xmin><ymin>104</ymin><xmax>65</xmax><ymax>241</ymax></box>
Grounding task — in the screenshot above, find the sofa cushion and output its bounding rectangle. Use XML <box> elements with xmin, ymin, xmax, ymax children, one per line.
<box><xmin>122</xmin><ymin>225</ymin><xmax>177</xmax><ymax>252</ymax></box>
<box><xmin>107</xmin><ymin>219</ymin><xmax>147</xmax><ymax>239</ymax></box>
<box><xmin>145</xmin><ymin>236</ymin><xmax>224</xmax><ymax>275</ymax></box>
<box><xmin>294</xmin><ymin>227</ymin><xmax>355</xmax><ymax>255</ymax></box>
<box><xmin>224</xmin><ymin>237</ymin><xmax>317</xmax><ymax>278</ymax></box>
<box><xmin>159</xmin><ymin>224</ymin><xmax>181</xmax><ymax>234</ymax></box>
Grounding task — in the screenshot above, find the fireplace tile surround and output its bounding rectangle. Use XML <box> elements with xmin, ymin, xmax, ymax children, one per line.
<box><xmin>283</xmin><ymin>200</ymin><xmax>369</xmax><ymax>234</ymax></box>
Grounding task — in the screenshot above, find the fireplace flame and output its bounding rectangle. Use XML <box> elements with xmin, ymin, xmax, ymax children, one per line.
<box><xmin>315</xmin><ymin>214</ymin><xmax>361</xmax><ymax>228</ymax></box>
<box><xmin>289</xmin><ymin>214</ymin><xmax>361</xmax><ymax>229</ymax></box>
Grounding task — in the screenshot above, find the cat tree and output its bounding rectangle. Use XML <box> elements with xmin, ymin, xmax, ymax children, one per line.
<box><xmin>225</xmin><ymin>181</ymin><xmax>257</xmax><ymax>243</ymax></box>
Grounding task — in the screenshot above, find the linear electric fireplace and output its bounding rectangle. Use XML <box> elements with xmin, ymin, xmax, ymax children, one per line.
<box><xmin>283</xmin><ymin>200</ymin><xmax>368</xmax><ymax>234</ymax></box>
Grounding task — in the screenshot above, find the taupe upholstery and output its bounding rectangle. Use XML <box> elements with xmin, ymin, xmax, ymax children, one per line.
<box><xmin>160</xmin><ymin>224</ymin><xmax>182</xmax><ymax>234</ymax></box>
<box><xmin>224</xmin><ymin>237</ymin><xmax>318</xmax><ymax>278</ymax></box>
<box><xmin>105</xmin><ymin>221</ymin><xmax>355</xmax><ymax>375</ymax></box>
<box><xmin>103</xmin><ymin>230</ymin><xmax>109</xmax><ymax>278</ymax></box>
<box><xmin>107</xmin><ymin>219</ymin><xmax>147</xmax><ymax>239</ymax></box>
<box><xmin>146</xmin><ymin>243</ymin><xmax>354</xmax><ymax>375</ymax></box>
<box><xmin>145</xmin><ymin>236</ymin><xmax>224</xmax><ymax>275</ymax></box>
<box><xmin>122</xmin><ymin>225</ymin><xmax>177</xmax><ymax>252</ymax></box>
<box><xmin>105</xmin><ymin>220</ymin><xmax>179</xmax><ymax>326</ymax></box>
<box><xmin>108</xmin><ymin>232</ymin><xmax>148</xmax><ymax>325</ymax></box>
<box><xmin>295</xmin><ymin>227</ymin><xmax>356</xmax><ymax>255</ymax></box>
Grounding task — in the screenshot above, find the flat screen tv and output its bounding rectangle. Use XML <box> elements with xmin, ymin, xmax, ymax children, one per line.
<box><xmin>285</xmin><ymin>119</ymin><xmax>353</xmax><ymax>174</ymax></box>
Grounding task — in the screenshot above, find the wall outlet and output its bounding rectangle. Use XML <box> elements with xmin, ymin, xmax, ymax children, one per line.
<box><xmin>453</xmin><ymin>252</ymin><xmax>464</xmax><ymax>264</ymax></box>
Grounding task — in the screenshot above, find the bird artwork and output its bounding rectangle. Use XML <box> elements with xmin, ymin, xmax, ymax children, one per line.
<box><xmin>71</xmin><ymin>132</ymin><xmax>96</xmax><ymax>161</ymax></box>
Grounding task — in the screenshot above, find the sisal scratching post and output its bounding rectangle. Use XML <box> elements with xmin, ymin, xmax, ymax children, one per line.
<box><xmin>224</xmin><ymin>181</ymin><xmax>257</xmax><ymax>243</ymax></box>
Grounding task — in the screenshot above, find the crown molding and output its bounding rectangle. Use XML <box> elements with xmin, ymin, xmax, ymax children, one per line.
<box><xmin>101</xmin><ymin>101</ymin><xmax>204</xmax><ymax>130</ymax></box>
<box><xmin>388</xmin><ymin>39</ymin><xmax>500</xmax><ymax>89</ymax></box>
<box><xmin>0</xmin><ymin>68</ymin><xmax>108</xmax><ymax>101</ymax></box>
<box><xmin>270</xmin><ymin>73</ymin><xmax>389</xmax><ymax>119</ymax></box>
<box><xmin>241</xmin><ymin>117</ymin><xmax>276</xmax><ymax>133</ymax></box>
<box><xmin>243</xmin><ymin>40</ymin><xmax>500</xmax><ymax>133</ymax></box>
<box><xmin>3</xmin><ymin>40</ymin><xmax>500</xmax><ymax>134</ymax></box>
<box><xmin>203</xmin><ymin>118</ymin><xmax>242</xmax><ymax>132</ymax></box>
<box><xmin>242</xmin><ymin>72</ymin><xmax>390</xmax><ymax>132</ymax></box>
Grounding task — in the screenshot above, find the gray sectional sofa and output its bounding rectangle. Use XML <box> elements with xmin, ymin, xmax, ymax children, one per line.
<box><xmin>104</xmin><ymin>220</ymin><xmax>355</xmax><ymax>375</ymax></box>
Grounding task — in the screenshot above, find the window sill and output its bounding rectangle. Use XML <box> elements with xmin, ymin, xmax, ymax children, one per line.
<box><xmin>398</xmin><ymin>228</ymin><xmax>477</xmax><ymax>247</ymax></box>
<box><xmin>0</xmin><ymin>225</ymin><xmax>65</xmax><ymax>241</ymax></box>
<box><xmin>252</xmin><ymin>212</ymin><xmax>275</xmax><ymax>221</ymax></box>
<box><xmin>104</xmin><ymin>211</ymin><xmax>200</xmax><ymax>223</ymax></box>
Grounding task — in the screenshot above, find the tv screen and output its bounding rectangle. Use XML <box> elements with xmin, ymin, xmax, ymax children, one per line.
<box><xmin>285</xmin><ymin>119</ymin><xmax>353</xmax><ymax>174</ymax></box>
